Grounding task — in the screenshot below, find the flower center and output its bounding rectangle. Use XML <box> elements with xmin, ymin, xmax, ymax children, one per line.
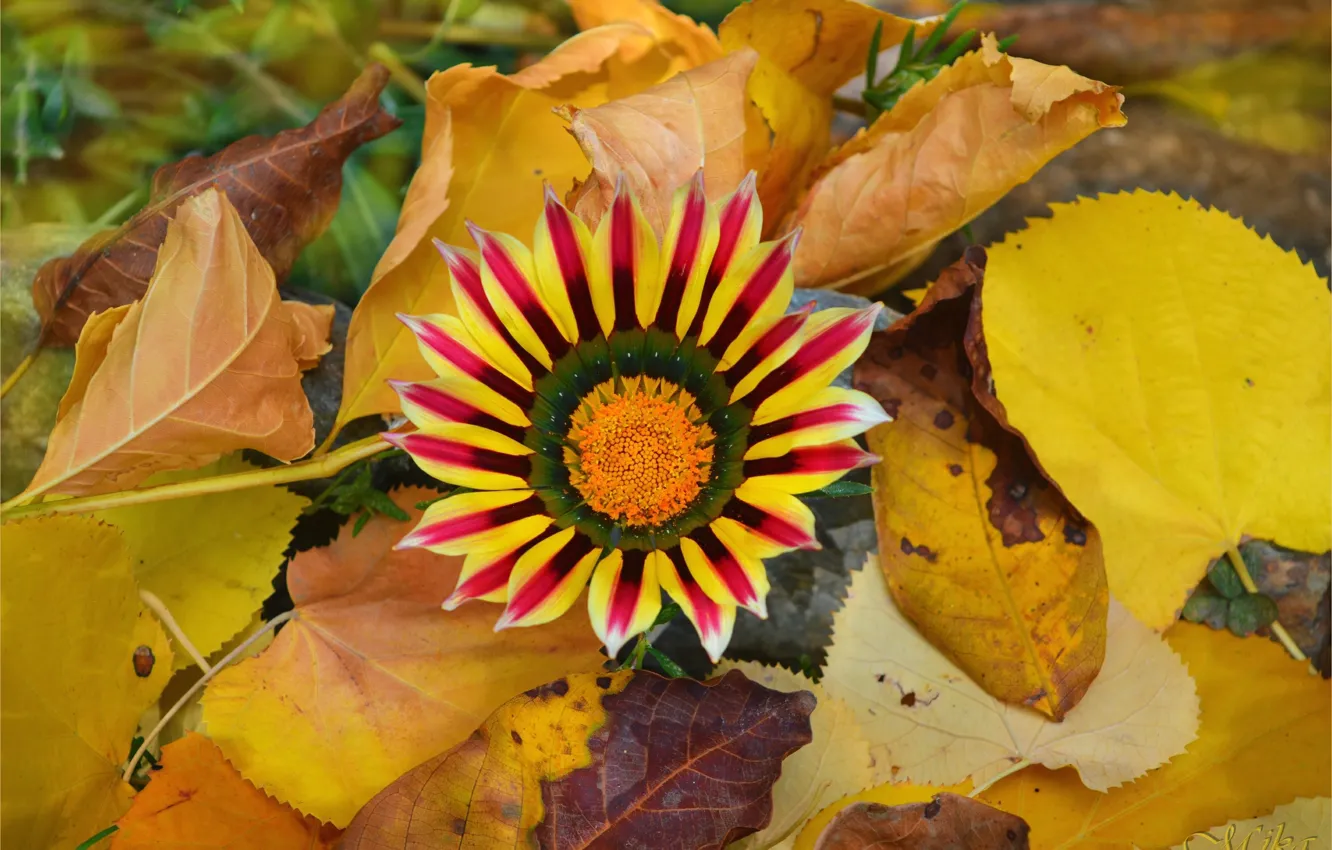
<box><xmin>568</xmin><ymin>378</ymin><xmax>714</xmax><ymax>528</ymax></box>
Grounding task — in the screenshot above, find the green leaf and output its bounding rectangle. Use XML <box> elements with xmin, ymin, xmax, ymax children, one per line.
<box><xmin>352</xmin><ymin>511</ymin><xmax>373</xmax><ymax>537</ymax></box>
<box><xmin>1181</xmin><ymin>591</ymin><xmax>1228</xmax><ymax>628</ymax></box>
<box><xmin>1227</xmin><ymin>593</ymin><xmax>1279</xmax><ymax>637</ymax></box>
<box><xmin>806</xmin><ymin>481</ymin><xmax>874</xmax><ymax>498</ymax></box>
<box><xmin>1207</xmin><ymin>558</ymin><xmax>1246</xmax><ymax>600</ymax></box>
<box><xmin>865</xmin><ymin>20</ymin><xmax>884</xmax><ymax>90</ymax></box>
<box><xmin>652</xmin><ymin>602</ymin><xmax>684</xmax><ymax>628</ymax></box>
<box><xmin>646</xmin><ymin>645</ymin><xmax>688</xmax><ymax>678</ymax></box>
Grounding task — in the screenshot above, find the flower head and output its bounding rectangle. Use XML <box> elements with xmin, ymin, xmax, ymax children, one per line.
<box><xmin>388</xmin><ymin>173</ymin><xmax>890</xmax><ymax>661</ymax></box>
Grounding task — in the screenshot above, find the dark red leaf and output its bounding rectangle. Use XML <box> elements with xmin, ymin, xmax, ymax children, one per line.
<box><xmin>31</xmin><ymin>64</ymin><xmax>400</xmax><ymax>346</ymax></box>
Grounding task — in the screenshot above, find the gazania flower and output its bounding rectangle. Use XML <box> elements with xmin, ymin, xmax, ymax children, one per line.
<box><xmin>385</xmin><ymin>173</ymin><xmax>889</xmax><ymax>661</ymax></box>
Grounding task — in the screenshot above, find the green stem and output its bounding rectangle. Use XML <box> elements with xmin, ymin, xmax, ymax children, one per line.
<box><xmin>75</xmin><ymin>825</ymin><xmax>119</xmax><ymax>850</ymax></box>
<box><xmin>1226</xmin><ymin>545</ymin><xmax>1308</xmax><ymax>663</ymax></box>
<box><xmin>1</xmin><ymin>434</ymin><xmax>394</xmax><ymax>520</ymax></box>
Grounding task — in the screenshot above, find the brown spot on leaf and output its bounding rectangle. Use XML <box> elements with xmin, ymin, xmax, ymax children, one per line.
<box><xmin>923</xmin><ymin>798</ymin><xmax>942</xmax><ymax>819</ymax></box>
<box><xmin>934</xmin><ymin>409</ymin><xmax>955</xmax><ymax>430</ymax></box>
<box><xmin>1063</xmin><ymin>524</ymin><xmax>1088</xmax><ymax>546</ymax></box>
<box><xmin>948</xmin><ymin>464</ymin><xmax>964</xmax><ymax>476</ymax></box>
<box><xmin>920</xmin><ymin>363</ymin><xmax>938</xmax><ymax>380</ymax></box>
<box><xmin>900</xmin><ymin>691</ymin><xmax>917</xmax><ymax>707</ymax></box>
<box><xmin>511</xmin><ymin>730</ymin><xmax>523</xmax><ymax>745</ymax></box>
<box><xmin>596</xmin><ymin>676</ymin><xmax>612</xmax><ymax>688</ymax></box>
<box><xmin>453</xmin><ymin>818</ymin><xmax>467</xmax><ymax>836</ymax></box>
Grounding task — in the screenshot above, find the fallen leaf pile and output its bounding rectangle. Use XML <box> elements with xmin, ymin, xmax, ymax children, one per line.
<box><xmin>1</xmin><ymin>0</ymin><xmax>1328</xmax><ymax>847</ymax></box>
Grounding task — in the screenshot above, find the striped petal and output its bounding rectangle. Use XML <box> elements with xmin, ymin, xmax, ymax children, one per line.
<box><xmin>445</xmin><ymin>531</ymin><xmax>553</xmax><ymax>610</ymax></box>
<box><xmin>389</xmin><ymin>377</ymin><xmax>529</xmax><ymax>443</ymax></box>
<box><xmin>680</xmin><ymin>525</ymin><xmax>768</xmax><ymax>618</ymax></box>
<box><xmin>721</xmin><ymin>480</ymin><xmax>819</xmax><ymax>553</ymax></box>
<box><xmin>385</xmin><ymin>426</ymin><xmax>532</xmax><ymax>491</ymax></box>
<box><xmin>743</xmin><ymin>440</ymin><xmax>879</xmax><ymax>494</ymax></box>
<box><xmin>534</xmin><ymin>185</ymin><xmax>600</xmax><ymax>342</ymax></box>
<box><xmin>749</xmin><ymin>305</ymin><xmax>882</xmax><ymax>422</ymax></box>
<box><xmin>653</xmin><ymin>549</ymin><xmax>736</xmax><ymax>663</ymax></box>
<box><xmin>686</xmin><ymin>172</ymin><xmax>762</xmax><ymax>338</ymax></box>
<box><xmin>588</xmin><ymin>549</ymin><xmax>662</xmax><ymax>659</ymax></box>
<box><xmin>396</xmin><ymin>490</ymin><xmax>551</xmax><ymax>556</ymax></box>
<box><xmin>746</xmin><ymin>387</ymin><xmax>892</xmax><ymax>458</ymax></box>
<box><xmin>655</xmin><ymin>172</ymin><xmax>719</xmax><ymax>339</ymax></box>
<box><xmin>471</xmin><ymin>223</ymin><xmax>570</xmax><ymax>368</ymax></box>
<box><xmin>721</xmin><ymin>304</ymin><xmax>812</xmax><ymax>404</ymax></box>
<box><xmin>397</xmin><ymin>313</ymin><xmax>533</xmax><ymax>408</ymax></box>
<box><xmin>497</xmin><ymin>527</ymin><xmax>600</xmax><ymax>629</ymax></box>
<box><xmin>699</xmin><ymin>230</ymin><xmax>798</xmax><ymax>362</ymax></box>
<box><xmin>591</xmin><ymin>176</ymin><xmax>661</xmax><ymax>334</ymax></box>
<box><xmin>434</xmin><ymin>241</ymin><xmax>539</xmax><ymax>383</ymax></box>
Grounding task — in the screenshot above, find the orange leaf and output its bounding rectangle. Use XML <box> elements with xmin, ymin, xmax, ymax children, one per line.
<box><xmin>22</xmin><ymin>190</ymin><xmax>318</xmax><ymax>500</ymax></box>
<box><xmin>789</xmin><ymin>34</ymin><xmax>1125</xmax><ymax>292</ymax></box>
<box><xmin>111</xmin><ymin>733</ymin><xmax>336</xmax><ymax>850</ymax></box>
<box><xmin>280</xmin><ymin>302</ymin><xmax>335</xmax><ymax>370</ymax></box>
<box><xmin>719</xmin><ymin>0</ymin><xmax>922</xmax><ymax>229</ymax></box>
<box><xmin>565</xmin><ymin>49</ymin><xmax>766</xmax><ymax>233</ymax></box>
<box><xmin>342</xmin><ymin>670</ymin><xmax>815</xmax><ymax>848</ymax></box>
<box><xmin>31</xmin><ymin>66</ymin><xmax>398</xmax><ymax>347</ymax></box>
<box><xmin>569</xmin><ymin>0</ymin><xmax>724</xmax><ymax>68</ymax></box>
<box><xmin>814</xmin><ymin>795</ymin><xmax>1030</xmax><ymax>850</ymax></box>
<box><xmin>853</xmin><ymin>251</ymin><xmax>1108</xmax><ymax>719</ymax></box>
<box><xmin>332</xmin><ymin>24</ymin><xmax>690</xmax><ymax>442</ymax></box>
<box><xmin>199</xmin><ymin>487</ymin><xmax>609</xmax><ymax>828</ymax></box>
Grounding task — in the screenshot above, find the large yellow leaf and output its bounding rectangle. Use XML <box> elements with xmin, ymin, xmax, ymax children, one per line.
<box><xmin>716</xmin><ymin>662</ymin><xmax>873</xmax><ymax>850</ymax></box>
<box><xmin>565</xmin><ymin>49</ymin><xmax>767</xmax><ymax>233</ymax></box>
<box><xmin>855</xmin><ymin>253</ymin><xmax>1107</xmax><ymax>719</ymax></box>
<box><xmin>200</xmin><ymin>487</ymin><xmax>608</xmax><ymax>828</ymax></box>
<box><xmin>788</xmin><ymin>35</ymin><xmax>1125</xmax><ymax>292</ymax></box>
<box><xmin>1172</xmin><ymin>798</ymin><xmax>1331</xmax><ymax>850</ymax></box>
<box><xmin>569</xmin><ymin>0</ymin><xmax>723</xmax><ymax>68</ymax></box>
<box><xmin>981</xmin><ymin>191</ymin><xmax>1332</xmax><ymax>629</ymax></box>
<box><xmin>821</xmin><ymin>563</ymin><xmax>1198</xmax><ymax>792</ymax></box>
<box><xmin>21</xmin><ymin>190</ymin><xmax>322</xmax><ymax>499</ymax></box>
<box><xmin>95</xmin><ymin>457</ymin><xmax>307</xmax><ymax>667</ymax></box>
<box><xmin>1</xmin><ymin>516</ymin><xmax>174</xmax><ymax>848</ymax></box>
<box><xmin>800</xmin><ymin>625</ymin><xmax>1331</xmax><ymax>849</ymax></box>
<box><xmin>719</xmin><ymin>0</ymin><xmax>921</xmax><ymax>230</ymax></box>
<box><xmin>332</xmin><ymin>23</ymin><xmax>692</xmax><ymax>442</ymax></box>
<box><xmin>112</xmin><ymin>733</ymin><xmax>335</xmax><ymax>849</ymax></box>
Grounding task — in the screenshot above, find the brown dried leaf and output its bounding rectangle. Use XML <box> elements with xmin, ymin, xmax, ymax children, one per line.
<box><xmin>788</xmin><ymin>36</ymin><xmax>1124</xmax><ymax>293</ymax></box>
<box><xmin>31</xmin><ymin>65</ymin><xmax>399</xmax><ymax>347</ymax></box>
<box><xmin>565</xmin><ymin>48</ymin><xmax>766</xmax><ymax>233</ymax></box>
<box><xmin>22</xmin><ymin>190</ymin><xmax>318</xmax><ymax>500</ymax></box>
<box><xmin>814</xmin><ymin>795</ymin><xmax>1030</xmax><ymax>850</ymax></box>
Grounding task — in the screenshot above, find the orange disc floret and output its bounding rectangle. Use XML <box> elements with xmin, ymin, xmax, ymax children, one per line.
<box><xmin>569</xmin><ymin>384</ymin><xmax>713</xmax><ymax>527</ymax></box>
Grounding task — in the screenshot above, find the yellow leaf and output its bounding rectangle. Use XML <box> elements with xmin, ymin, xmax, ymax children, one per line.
<box><xmin>22</xmin><ymin>190</ymin><xmax>318</xmax><ymax>499</ymax></box>
<box><xmin>57</xmin><ymin>305</ymin><xmax>129</xmax><ymax>420</ymax></box>
<box><xmin>856</xmin><ymin>256</ymin><xmax>1107</xmax><ymax>719</ymax></box>
<box><xmin>1172</xmin><ymin>798</ymin><xmax>1331</xmax><ymax>850</ymax></box>
<box><xmin>333</xmin><ymin>23</ymin><xmax>688</xmax><ymax>441</ymax></box>
<box><xmin>112</xmin><ymin>733</ymin><xmax>335</xmax><ymax>849</ymax></box>
<box><xmin>716</xmin><ymin>661</ymin><xmax>874</xmax><ymax>850</ymax></box>
<box><xmin>977</xmin><ymin>625</ymin><xmax>1331</xmax><ymax>848</ymax></box>
<box><xmin>719</xmin><ymin>0</ymin><xmax>922</xmax><ymax>229</ymax></box>
<box><xmin>565</xmin><ymin>49</ymin><xmax>767</xmax><ymax>233</ymax></box>
<box><xmin>1</xmin><ymin>516</ymin><xmax>174</xmax><ymax>848</ymax></box>
<box><xmin>200</xmin><ymin>487</ymin><xmax>608</xmax><ymax>827</ymax></box>
<box><xmin>569</xmin><ymin>0</ymin><xmax>724</xmax><ymax>68</ymax></box>
<box><xmin>981</xmin><ymin>191</ymin><xmax>1332</xmax><ymax>629</ymax></box>
<box><xmin>821</xmin><ymin>562</ymin><xmax>1198</xmax><ymax>792</ymax></box>
<box><xmin>95</xmin><ymin>457</ymin><xmax>307</xmax><ymax>668</ymax></box>
<box><xmin>802</xmin><ymin>625</ymin><xmax>1331</xmax><ymax>849</ymax></box>
<box><xmin>788</xmin><ymin>34</ymin><xmax>1125</xmax><ymax>292</ymax></box>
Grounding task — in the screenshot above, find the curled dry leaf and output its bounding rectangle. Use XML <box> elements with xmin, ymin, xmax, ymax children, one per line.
<box><xmin>569</xmin><ymin>0</ymin><xmax>724</xmax><ymax>68</ymax></box>
<box><xmin>853</xmin><ymin>249</ymin><xmax>1107</xmax><ymax>720</ymax></box>
<box><xmin>200</xmin><ymin>487</ymin><xmax>609</xmax><ymax>828</ymax></box>
<box><xmin>814</xmin><ymin>795</ymin><xmax>1030</xmax><ymax>850</ymax></box>
<box><xmin>564</xmin><ymin>48</ymin><xmax>767</xmax><ymax>233</ymax></box>
<box><xmin>980</xmin><ymin>191</ymin><xmax>1332</xmax><ymax>629</ymax></box>
<box><xmin>334</xmin><ymin>22</ymin><xmax>696</xmax><ymax>442</ymax></box>
<box><xmin>716</xmin><ymin>661</ymin><xmax>873</xmax><ymax>850</ymax></box>
<box><xmin>341</xmin><ymin>669</ymin><xmax>815</xmax><ymax>849</ymax></box>
<box><xmin>111</xmin><ymin>733</ymin><xmax>336</xmax><ymax>850</ymax></box>
<box><xmin>719</xmin><ymin>0</ymin><xmax>922</xmax><ymax>229</ymax></box>
<box><xmin>1</xmin><ymin>516</ymin><xmax>174</xmax><ymax>848</ymax></box>
<box><xmin>31</xmin><ymin>65</ymin><xmax>399</xmax><ymax>347</ymax></box>
<box><xmin>788</xmin><ymin>35</ymin><xmax>1125</xmax><ymax>292</ymax></box>
<box><xmin>821</xmin><ymin>562</ymin><xmax>1198</xmax><ymax>793</ymax></box>
<box><xmin>21</xmin><ymin>190</ymin><xmax>327</xmax><ymax>500</ymax></box>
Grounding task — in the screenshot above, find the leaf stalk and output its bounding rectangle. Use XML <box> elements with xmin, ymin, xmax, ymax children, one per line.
<box><xmin>1226</xmin><ymin>545</ymin><xmax>1309</xmax><ymax>666</ymax></box>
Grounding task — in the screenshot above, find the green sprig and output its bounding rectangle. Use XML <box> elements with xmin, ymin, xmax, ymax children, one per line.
<box><xmin>303</xmin><ymin>448</ymin><xmax>409</xmax><ymax>535</ymax></box>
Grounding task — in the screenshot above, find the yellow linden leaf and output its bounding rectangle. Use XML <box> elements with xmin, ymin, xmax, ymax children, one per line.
<box><xmin>332</xmin><ymin>21</ymin><xmax>693</xmax><ymax>442</ymax></box>
<box><xmin>788</xmin><ymin>34</ymin><xmax>1124</xmax><ymax>292</ymax></box>
<box><xmin>801</xmin><ymin>625</ymin><xmax>1331</xmax><ymax>849</ymax></box>
<box><xmin>981</xmin><ymin>191</ymin><xmax>1332</xmax><ymax>629</ymax></box>
<box><xmin>715</xmin><ymin>661</ymin><xmax>874</xmax><ymax>850</ymax></box>
<box><xmin>1</xmin><ymin>516</ymin><xmax>174</xmax><ymax>848</ymax></box>
<box><xmin>568</xmin><ymin>0</ymin><xmax>723</xmax><ymax>68</ymax></box>
<box><xmin>1172</xmin><ymin>798</ymin><xmax>1331</xmax><ymax>850</ymax></box>
<box><xmin>821</xmin><ymin>562</ymin><xmax>1198</xmax><ymax>792</ymax></box>
<box><xmin>719</xmin><ymin>0</ymin><xmax>921</xmax><ymax>229</ymax></box>
<box><xmin>96</xmin><ymin>457</ymin><xmax>306</xmax><ymax>668</ymax></box>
